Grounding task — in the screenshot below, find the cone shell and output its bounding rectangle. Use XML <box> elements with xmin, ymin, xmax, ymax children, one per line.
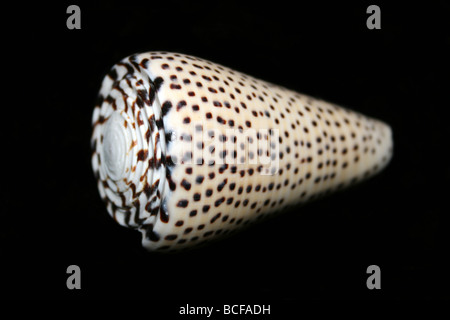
<box><xmin>91</xmin><ymin>52</ymin><xmax>393</xmax><ymax>252</ymax></box>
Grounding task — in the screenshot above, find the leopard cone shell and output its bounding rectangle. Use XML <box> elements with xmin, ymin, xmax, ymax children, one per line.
<box><xmin>91</xmin><ymin>52</ymin><xmax>393</xmax><ymax>252</ymax></box>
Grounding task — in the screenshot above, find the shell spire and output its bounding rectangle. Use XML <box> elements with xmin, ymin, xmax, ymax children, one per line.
<box><xmin>91</xmin><ymin>52</ymin><xmax>393</xmax><ymax>252</ymax></box>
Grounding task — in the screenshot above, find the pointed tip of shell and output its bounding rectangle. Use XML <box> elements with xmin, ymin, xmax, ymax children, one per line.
<box><xmin>369</xmin><ymin>118</ymin><xmax>394</xmax><ymax>176</ymax></box>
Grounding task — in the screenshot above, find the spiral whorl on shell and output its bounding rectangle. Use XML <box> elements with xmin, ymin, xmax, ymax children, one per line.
<box><xmin>91</xmin><ymin>52</ymin><xmax>393</xmax><ymax>252</ymax></box>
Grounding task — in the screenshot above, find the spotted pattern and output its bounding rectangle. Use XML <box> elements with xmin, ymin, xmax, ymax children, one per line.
<box><xmin>91</xmin><ymin>52</ymin><xmax>393</xmax><ymax>252</ymax></box>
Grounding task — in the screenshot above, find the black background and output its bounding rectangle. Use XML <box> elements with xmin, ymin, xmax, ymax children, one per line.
<box><xmin>1</xmin><ymin>0</ymin><xmax>449</xmax><ymax>302</ymax></box>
